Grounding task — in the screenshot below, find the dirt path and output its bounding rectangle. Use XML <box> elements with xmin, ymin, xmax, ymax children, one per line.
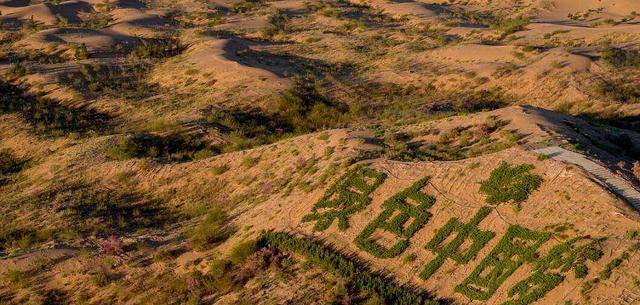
<box><xmin>534</xmin><ymin>146</ymin><xmax>640</xmax><ymax>212</ymax></box>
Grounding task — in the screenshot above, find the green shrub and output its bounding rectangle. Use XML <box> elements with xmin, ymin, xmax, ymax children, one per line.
<box><xmin>63</xmin><ymin>63</ymin><xmax>158</xmax><ymax>99</ymax></box>
<box><xmin>4</xmin><ymin>269</ymin><xmax>29</xmax><ymax>287</ymax></box>
<box><xmin>479</xmin><ymin>162</ymin><xmax>543</xmax><ymax>205</ymax></box>
<box><xmin>208</xmin><ymin>259</ymin><xmax>237</xmax><ymax>293</ymax></box>
<box><xmin>0</xmin><ymin>149</ymin><xmax>23</xmax><ymax>176</ymax></box>
<box><xmin>74</xmin><ymin>43</ymin><xmax>89</xmax><ymax>59</ymax></box>
<box><xmin>274</xmin><ymin>81</ymin><xmax>350</xmax><ymax>133</ymax></box>
<box><xmin>189</xmin><ymin>207</ymin><xmax>230</xmax><ymax>250</ymax></box>
<box><xmin>595</xmin><ymin>78</ymin><xmax>640</xmax><ymax>104</ymax></box>
<box><xmin>228</xmin><ymin>239</ymin><xmax>257</xmax><ymax>265</ymax></box>
<box><xmin>38</xmin><ymin>182</ymin><xmax>171</xmax><ymax>236</ymax></box>
<box><xmin>230</xmin><ymin>0</ymin><xmax>264</xmax><ymax>13</ymax></box>
<box><xmin>262</xmin><ymin>10</ymin><xmax>291</xmax><ymax>38</ymax></box>
<box><xmin>491</xmin><ymin>16</ymin><xmax>530</xmax><ymax>35</ymax></box>
<box><xmin>201</xmin><ymin>106</ymin><xmax>293</xmax><ymax>153</ymax></box>
<box><xmin>133</xmin><ymin>37</ymin><xmax>185</xmax><ymax>59</ymax></box>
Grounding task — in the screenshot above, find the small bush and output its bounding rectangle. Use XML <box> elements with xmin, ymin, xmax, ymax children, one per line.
<box><xmin>228</xmin><ymin>239</ymin><xmax>258</xmax><ymax>265</ymax></box>
<box><xmin>479</xmin><ymin>162</ymin><xmax>543</xmax><ymax>205</ymax></box>
<box><xmin>63</xmin><ymin>63</ymin><xmax>159</xmax><ymax>99</ymax></box>
<box><xmin>74</xmin><ymin>43</ymin><xmax>89</xmax><ymax>60</ymax></box>
<box><xmin>491</xmin><ymin>16</ymin><xmax>530</xmax><ymax>35</ymax></box>
<box><xmin>0</xmin><ymin>149</ymin><xmax>23</xmax><ymax>176</ymax></box>
<box><xmin>189</xmin><ymin>207</ymin><xmax>230</xmax><ymax>250</ymax></box>
<box><xmin>4</xmin><ymin>269</ymin><xmax>29</xmax><ymax>287</ymax></box>
<box><xmin>595</xmin><ymin>78</ymin><xmax>640</xmax><ymax>104</ymax></box>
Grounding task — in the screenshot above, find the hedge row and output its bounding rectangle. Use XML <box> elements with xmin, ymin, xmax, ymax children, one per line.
<box><xmin>258</xmin><ymin>231</ymin><xmax>444</xmax><ymax>305</ymax></box>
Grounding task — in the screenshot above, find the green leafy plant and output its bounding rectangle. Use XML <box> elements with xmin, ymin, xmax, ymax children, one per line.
<box><xmin>421</xmin><ymin>207</ymin><xmax>495</xmax><ymax>280</ymax></box>
<box><xmin>133</xmin><ymin>37</ymin><xmax>185</xmax><ymax>59</ymax></box>
<box><xmin>107</xmin><ymin>132</ymin><xmax>213</xmax><ymax>163</ymax></box>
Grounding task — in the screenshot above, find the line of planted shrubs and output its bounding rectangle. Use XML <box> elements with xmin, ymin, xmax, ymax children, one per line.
<box><xmin>258</xmin><ymin>231</ymin><xmax>445</xmax><ymax>305</ymax></box>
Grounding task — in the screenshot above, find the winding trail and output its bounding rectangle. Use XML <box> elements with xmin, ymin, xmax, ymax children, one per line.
<box><xmin>534</xmin><ymin>146</ymin><xmax>640</xmax><ymax>212</ymax></box>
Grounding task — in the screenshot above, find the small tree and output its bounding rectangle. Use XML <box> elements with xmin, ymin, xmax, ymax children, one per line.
<box><xmin>74</xmin><ymin>43</ymin><xmax>89</xmax><ymax>60</ymax></box>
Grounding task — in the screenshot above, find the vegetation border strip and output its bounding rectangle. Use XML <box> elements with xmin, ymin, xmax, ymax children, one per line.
<box><xmin>258</xmin><ymin>231</ymin><xmax>446</xmax><ymax>305</ymax></box>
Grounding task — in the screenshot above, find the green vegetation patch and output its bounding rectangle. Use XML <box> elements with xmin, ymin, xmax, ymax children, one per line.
<box><xmin>259</xmin><ymin>231</ymin><xmax>442</xmax><ymax>305</ymax></box>
<box><xmin>62</xmin><ymin>64</ymin><xmax>159</xmax><ymax>99</ymax></box>
<box><xmin>0</xmin><ymin>149</ymin><xmax>25</xmax><ymax>186</ymax></box>
<box><xmin>355</xmin><ymin>177</ymin><xmax>435</xmax><ymax>258</ymax></box>
<box><xmin>421</xmin><ymin>207</ymin><xmax>496</xmax><ymax>280</ymax></box>
<box><xmin>302</xmin><ymin>166</ymin><xmax>387</xmax><ymax>231</ymax></box>
<box><xmin>602</xmin><ymin>47</ymin><xmax>640</xmax><ymax>68</ymax></box>
<box><xmin>107</xmin><ymin>132</ymin><xmax>214</xmax><ymax>163</ymax></box>
<box><xmin>456</xmin><ymin>225</ymin><xmax>551</xmax><ymax>301</ymax></box>
<box><xmin>132</xmin><ymin>37</ymin><xmax>186</xmax><ymax>59</ymax></box>
<box><xmin>479</xmin><ymin>162</ymin><xmax>543</xmax><ymax>205</ymax></box>
<box><xmin>595</xmin><ymin>77</ymin><xmax>640</xmax><ymax>104</ymax></box>
<box><xmin>0</xmin><ymin>81</ymin><xmax>111</xmax><ymax>136</ymax></box>
<box><xmin>503</xmin><ymin>238</ymin><xmax>603</xmax><ymax>305</ymax></box>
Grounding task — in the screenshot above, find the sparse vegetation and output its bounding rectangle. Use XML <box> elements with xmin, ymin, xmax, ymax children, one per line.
<box><xmin>601</xmin><ymin>47</ymin><xmax>640</xmax><ymax>68</ymax></box>
<box><xmin>107</xmin><ymin>132</ymin><xmax>213</xmax><ymax>162</ymax></box>
<box><xmin>0</xmin><ymin>81</ymin><xmax>110</xmax><ymax>136</ymax></box>
<box><xmin>133</xmin><ymin>37</ymin><xmax>185</xmax><ymax>59</ymax></box>
<box><xmin>64</xmin><ymin>63</ymin><xmax>159</xmax><ymax>99</ymax></box>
